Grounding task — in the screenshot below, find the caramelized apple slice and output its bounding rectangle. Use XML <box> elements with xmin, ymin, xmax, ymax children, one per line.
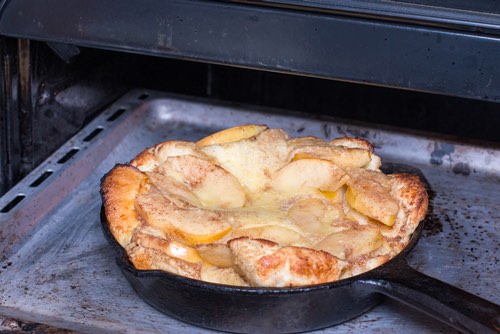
<box><xmin>196</xmin><ymin>243</ymin><xmax>234</xmax><ymax>268</ymax></box>
<box><xmin>346</xmin><ymin>170</ymin><xmax>399</xmax><ymax>226</ymax></box>
<box><xmin>315</xmin><ymin>226</ymin><xmax>384</xmax><ymax>260</ymax></box>
<box><xmin>272</xmin><ymin>158</ymin><xmax>348</xmax><ymax>193</ymax></box>
<box><xmin>196</xmin><ymin>124</ymin><xmax>268</xmax><ymax>146</ymax></box>
<box><xmin>231</xmin><ymin>225</ymin><xmax>310</xmax><ymax>247</ymax></box>
<box><xmin>135</xmin><ymin>189</ymin><xmax>232</xmax><ymax>245</ymax></box>
<box><xmin>162</xmin><ymin>154</ymin><xmax>246</xmax><ymax>209</ymax></box>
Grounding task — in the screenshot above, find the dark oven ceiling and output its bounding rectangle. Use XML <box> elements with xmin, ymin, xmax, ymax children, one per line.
<box><xmin>1</xmin><ymin>0</ymin><xmax>500</xmax><ymax>101</ymax></box>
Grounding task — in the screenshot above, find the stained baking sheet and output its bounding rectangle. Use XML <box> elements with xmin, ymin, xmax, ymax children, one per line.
<box><xmin>0</xmin><ymin>89</ymin><xmax>498</xmax><ymax>333</ymax></box>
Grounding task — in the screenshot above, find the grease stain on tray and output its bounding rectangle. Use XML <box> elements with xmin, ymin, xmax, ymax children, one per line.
<box><xmin>429</xmin><ymin>142</ymin><xmax>455</xmax><ymax>166</ymax></box>
<box><xmin>452</xmin><ymin>162</ymin><xmax>471</xmax><ymax>176</ymax></box>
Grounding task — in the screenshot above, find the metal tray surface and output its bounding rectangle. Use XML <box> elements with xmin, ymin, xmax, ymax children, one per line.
<box><xmin>0</xmin><ymin>89</ymin><xmax>498</xmax><ymax>333</ymax></box>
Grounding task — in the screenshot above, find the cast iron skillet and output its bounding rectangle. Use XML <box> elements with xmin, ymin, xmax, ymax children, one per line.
<box><xmin>100</xmin><ymin>164</ymin><xmax>500</xmax><ymax>334</ymax></box>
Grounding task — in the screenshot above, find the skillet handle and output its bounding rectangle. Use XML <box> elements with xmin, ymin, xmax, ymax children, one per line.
<box><xmin>360</xmin><ymin>258</ymin><xmax>500</xmax><ymax>334</ymax></box>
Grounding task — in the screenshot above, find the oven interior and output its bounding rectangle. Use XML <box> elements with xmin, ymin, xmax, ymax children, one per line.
<box><xmin>2</xmin><ymin>40</ymin><xmax>500</xmax><ymax>196</ymax></box>
<box><xmin>2</xmin><ymin>0</ymin><xmax>500</xmax><ymax>195</ymax></box>
<box><xmin>0</xmin><ymin>0</ymin><xmax>499</xmax><ymax>333</ymax></box>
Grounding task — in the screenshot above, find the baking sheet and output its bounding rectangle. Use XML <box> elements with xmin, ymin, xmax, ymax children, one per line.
<box><xmin>0</xmin><ymin>89</ymin><xmax>498</xmax><ymax>333</ymax></box>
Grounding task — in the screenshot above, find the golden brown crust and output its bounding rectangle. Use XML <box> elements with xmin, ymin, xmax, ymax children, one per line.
<box><xmin>101</xmin><ymin>164</ymin><xmax>147</xmax><ymax>247</ymax></box>
<box><xmin>228</xmin><ymin>237</ymin><xmax>342</xmax><ymax>287</ymax></box>
<box><xmin>386</xmin><ymin>173</ymin><xmax>428</xmax><ymax>239</ymax></box>
<box><xmin>256</xmin><ymin>246</ymin><xmax>342</xmax><ymax>286</ymax></box>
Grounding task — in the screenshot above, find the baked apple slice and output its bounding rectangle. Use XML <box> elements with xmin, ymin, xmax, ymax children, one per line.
<box><xmin>195</xmin><ymin>243</ymin><xmax>234</xmax><ymax>268</ymax></box>
<box><xmin>272</xmin><ymin>158</ymin><xmax>348</xmax><ymax>193</ymax></box>
<box><xmin>132</xmin><ymin>230</ymin><xmax>203</xmax><ymax>263</ymax></box>
<box><xmin>346</xmin><ymin>169</ymin><xmax>399</xmax><ymax>226</ymax></box>
<box><xmin>200</xmin><ymin>128</ymin><xmax>289</xmax><ymax>193</ymax></box>
<box><xmin>135</xmin><ymin>188</ymin><xmax>232</xmax><ymax>245</ymax></box>
<box><xmin>161</xmin><ymin>154</ymin><xmax>246</xmax><ymax>209</ymax></box>
<box><xmin>197</xmin><ymin>124</ymin><xmax>268</xmax><ymax>146</ymax></box>
<box><xmin>320</xmin><ymin>185</ymin><xmax>346</xmax><ymax>203</ymax></box>
<box><xmin>126</xmin><ymin>230</ymin><xmax>203</xmax><ymax>279</ymax></box>
<box><xmin>146</xmin><ymin>169</ymin><xmax>202</xmax><ymax>207</ymax></box>
<box><xmin>315</xmin><ymin>226</ymin><xmax>384</xmax><ymax>260</ymax></box>
<box><xmin>153</xmin><ymin>140</ymin><xmax>207</xmax><ymax>163</ymax></box>
<box><xmin>289</xmin><ymin>137</ymin><xmax>374</xmax><ymax>169</ymax></box>
<box><xmin>330</xmin><ymin>137</ymin><xmax>381</xmax><ymax>170</ymax></box>
<box><xmin>289</xmin><ymin>137</ymin><xmax>372</xmax><ymax>169</ymax></box>
<box><xmin>329</xmin><ymin>137</ymin><xmax>374</xmax><ymax>151</ymax></box>
<box><xmin>131</xmin><ymin>141</ymin><xmax>210</xmax><ymax>172</ymax></box>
